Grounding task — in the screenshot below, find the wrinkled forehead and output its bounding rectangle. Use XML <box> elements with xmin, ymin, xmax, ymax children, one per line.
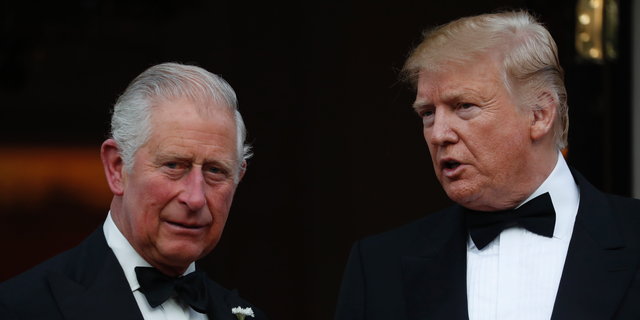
<box><xmin>418</xmin><ymin>52</ymin><xmax>505</xmax><ymax>86</ymax></box>
<box><xmin>147</xmin><ymin>98</ymin><xmax>238</xmax><ymax>141</ymax></box>
<box><xmin>409</xmin><ymin>47</ymin><xmax>507</xmax><ymax>90</ymax></box>
<box><xmin>433</xmin><ymin>47</ymin><xmax>504</xmax><ymax>71</ymax></box>
<box><xmin>414</xmin><ymin>55</ymin><xmax>516</xmax><ymax>110</ymax></box>
<box><xmin>154</xmin><ymin>94</ymin><xmax>234</xmax><ymax>116</ymax></box>
<box><xmin>149</xmin><ymin>99</ymin><xmax>239</xmax><ymax>147</ymax></box>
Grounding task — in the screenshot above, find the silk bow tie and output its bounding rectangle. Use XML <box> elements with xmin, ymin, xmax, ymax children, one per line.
<box><xmin>465</xmin><ymin>192</ymin><xmax>556</xmax><ymax>250</ymax></box>
<box><xmin>135</xmin><ymin>266</ymin><xmax>209</xmax><ymax>313</ymax></box>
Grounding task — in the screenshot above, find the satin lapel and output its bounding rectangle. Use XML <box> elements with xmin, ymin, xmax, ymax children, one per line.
<box><xmin>551</xmin><ymin>170</ymin><xmax>640</xmax><ymax>320</ymax></box>
<box><xmin>402</xmin><ymin>206</ymin><xmax>469</xmax><ymax>320</ymax></box>
<box><xmin>47</xmin><ymin>227</ymin><xmax>143</xmax><ymax>320</ymax></box>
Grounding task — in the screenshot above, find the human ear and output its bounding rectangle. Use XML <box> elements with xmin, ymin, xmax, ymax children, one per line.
<box><xmin>101</xmin><ymin>139</ymin><xmax>126</xmax><ymax>196</ymax></box>
<box><xmin>530</xmin><ymin>92</ymin><xmax>557</xmax><ymax>141</ymax></box>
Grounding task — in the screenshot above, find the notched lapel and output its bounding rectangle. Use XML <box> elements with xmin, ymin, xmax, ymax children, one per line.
<box><xmin>551</xmin><ymin>229</ymin><xmax>639</xmax><ymax>320</ymax></box>
<box><xmin>402</xmin><ymin>206</ymin><xmax>469</xmax><ymax>320</ymax></box>
<box><xmin>551</xmin><ymin>171</ymin><xmax>640</xmax><ymax>320</ymax></box>
<box><xmin>206</xmin><ymin>287</ymin><xmax>244</xmax><ymax>320</ymax></box>
<box><xmin>47</xmin><ymin>254</ymin><xmax>143</xmax><ymax>320</ymax></box>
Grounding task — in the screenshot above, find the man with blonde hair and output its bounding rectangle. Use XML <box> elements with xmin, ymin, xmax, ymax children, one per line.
<box><xmin>336</xmin><ymin>11</ymin><xmax>640</xmax><ymax>320</ymax></box>
<box><xmin>0</xmin><ymin>63</ymin><xmax>267</xmax><ymax>320</ymax></box>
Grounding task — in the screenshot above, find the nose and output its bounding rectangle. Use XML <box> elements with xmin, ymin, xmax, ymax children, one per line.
<box><xmin>428</xmin><ymin>110</ymin><xmax>458</xmax><ymax>146</ymax></box>
<box><xmin>178</xmin><ymin>168</ymin><xmax>207</xmax><ymax>211</ymax></box>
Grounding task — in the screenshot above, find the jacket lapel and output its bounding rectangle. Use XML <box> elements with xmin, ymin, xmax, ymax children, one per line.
<box><xmin>47</xmin><ymin>226</ymin><xmax>144</xmax><ymax>320</ymax></box>
<box><xmin>206</xmin><ymin>287</ymin><xmax>246</xmax><ymax>320</ymax></box>
<box><xmin>551</xmin><ymin>170</ymin><xmax>640</xmax><ymax>320</ymax></box>
<box><xmin>402</xmin><ymin>206</ymin><xmax>469</xmax><ymax>320</ymax></box>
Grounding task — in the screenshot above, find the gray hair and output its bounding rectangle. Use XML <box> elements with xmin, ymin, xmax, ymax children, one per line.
<box><xmin>401</xmin><ymin>10</ymin><xmax>568</xmax><ymax>149</ymax></box>
<box><xmin>110</xmin><ymin>62</ymin><xmax>252</xmax><ymax>179</ymax></box>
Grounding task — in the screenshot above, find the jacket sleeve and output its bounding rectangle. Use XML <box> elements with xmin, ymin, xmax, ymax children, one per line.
<box><xmin>335</xmin><ymin>241</ymin><xmax>365</xmax><ymax>320</ymax></box>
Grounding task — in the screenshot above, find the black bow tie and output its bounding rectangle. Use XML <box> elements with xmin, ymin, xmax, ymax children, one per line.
<box><xmin>135</xmin><ymin>266</ymin><xmax>209</xmax><ymax>313</ymax></box>
<box><xmin>465</xmin><ymin>192</ymin><xmax>556</xmax><ymax>250</ymax></box>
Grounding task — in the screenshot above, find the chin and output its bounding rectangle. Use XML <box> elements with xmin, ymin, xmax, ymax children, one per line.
<box><xmin>444</xmin><ymin>186</ymin><xmax>484</xmax><ymax>210</ymax></box>
<box><xmin>159</xmin><ymin>243</ymin><xmax>209</xmax><ymax>265</ymax></box>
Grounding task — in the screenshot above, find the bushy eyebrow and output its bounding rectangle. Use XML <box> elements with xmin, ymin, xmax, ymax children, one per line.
<box><xmin>412</xmin><ymin>100</ymin><xmax>431</xmax><ymax>110</ymax></box>
<box><xmin>413</xmin><ymin>89</ymin><xmax>479</xmax><ymax>110</ymax></box>
<box><xmin>156</xmin><ymin>152</ymin><xmax>237</xmax><ymax>173</ymax></box>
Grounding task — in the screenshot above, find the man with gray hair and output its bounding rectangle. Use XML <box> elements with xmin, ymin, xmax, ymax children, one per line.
<box><xmin>0</xmin><ymin>62</ymin><xmax>267</xmax><ymax>320</ymax></box>
<box><xmin>336</xmin><ymin>11</ymin><xmax>640</xmax><ymax>320</ymax></box>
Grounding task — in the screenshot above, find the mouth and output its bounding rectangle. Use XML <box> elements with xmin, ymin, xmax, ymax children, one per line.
<box><xmin>440</xmin><ymin>159</ymin><xmax>463</xmax><ymax>177</ymax></box>
<box><xmin>443</xmin><ymin>161</ymin><xmax>461</xmax><ymax>170</ymax></box>
<box><xmin>166</xmin><ymin>221</ymin><xmax>205</xmax><ymax>230</ymax></box>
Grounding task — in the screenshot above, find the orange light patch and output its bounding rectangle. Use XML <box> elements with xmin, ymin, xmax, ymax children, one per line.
<box><xmin>0</xmin><ymin>147</ymin><xmax>112</xmax><ymax>210</ymax></box>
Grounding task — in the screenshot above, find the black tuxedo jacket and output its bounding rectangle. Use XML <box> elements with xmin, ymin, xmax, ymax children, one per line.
<box><xmin>0</xmin><ymin>226</ymin><xmax>267</xmax><ymax>320</ymax></box>
<box><xmin>335</xmin><ymin>170</ymin><xmax>640</xmax><ymax>320</ymax></box>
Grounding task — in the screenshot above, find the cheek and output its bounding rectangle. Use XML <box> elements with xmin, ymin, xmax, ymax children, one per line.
<box><xmin>423</xmin><ymin>128</ymin><xmax>432</xmax><ymax>144</ymax></box>
<box><xmin>424</xmin><ymin>130</ymin><xmax>437</xmax><ymax>156</ymax></box>
<box><xmin>497</xmin><ymin>122</ymin><xmax>529</xmax><ymax>151</ymax></box>
<box><xmin>202</xmin><ymin>191</ymin><xmax>233</xmax><ymax>250</ymax></box>
<box><xmin>133</xmin><ymin>182</ymin><xmax>177</xmax><ymax>231</ymax></box>
<box><xmin>478</xmin><ymin>127</ymin><xmax>529</xmax><ymax>173</ymax></box>
<box><xmin>428</xmin><ymin>148</ymin><xmax>441</xmax><ymax>173</ymax></box>
<box><xmin>206</xmin><ymin>186</ymin><xmax>236</xmax><ymax>217</ymax></box>
<box><xmin>473</xmin><ymin>120</ymin><xmax>520</xmax><ymax>151</ymax></box>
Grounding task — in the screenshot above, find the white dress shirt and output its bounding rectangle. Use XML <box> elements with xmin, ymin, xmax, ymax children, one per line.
<box><xmin>467</xmin><ymin>151</ymin><xmax>580</xmax><ymax>320</ymax></box>
<box><xmin>104</xmin><ymin>213</ymin><xmax>209</xmax><ymax>320</ymax></box>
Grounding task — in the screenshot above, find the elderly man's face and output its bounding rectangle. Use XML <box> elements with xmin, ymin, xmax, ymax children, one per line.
<box><xmin>414</xmin><ymin>55</ymin><xmax>535</xmax><ymax>211</ymax></box>
<box><xmin>118</xmin><ymin>100</ymin><xmax>241</xmax><ymax>274</ymax></box>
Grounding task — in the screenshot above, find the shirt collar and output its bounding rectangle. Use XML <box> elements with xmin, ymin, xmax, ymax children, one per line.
<box><xmin>518</xmin><ymin>150</ymin><xmax>580</xmax><ymax>240</ymax></box>
<box><xmin>103</xmin><ymin>212</ymin><xmax>197</xmax><ymax>292</ymax></box>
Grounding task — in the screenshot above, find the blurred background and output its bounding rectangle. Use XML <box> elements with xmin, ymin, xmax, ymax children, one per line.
<box><xmin>1</xmin><ymin>0</ymin><xmax>637</xmax><ymax>319</ymax></box>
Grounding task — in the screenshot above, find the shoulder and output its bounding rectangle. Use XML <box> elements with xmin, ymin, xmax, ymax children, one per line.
<box><xmin>601</xmin><ymin>193</ymin><xmax>640</xmax><ymax>238</ymax></box>
<box><xmin>0</xmin><ymin>247</ymin><xmax>73</xmax><ymax>319</ymax></box>
<box><xmin>0</xmin><ymin>248</ymin><xmax>73</xmax><ymax>296</ymax></box>
<box><xmin>573</xmin><ymin>168</ymin><xmax>640</xmax><ymax>224</ymax></box>
<box><xmin>571</xmin><ymin>167</ymin><xmax>640</xmax><ymax>214</ymax></box>
<box><xmin>603</xmin><ymin>192</ymin><xmax>640</xmax><ymax>212</ymax></box>
<box><xmin>572</xmin><ymin>169</ymin><xmax>640</xmax><ymax>248</ymax></box>
<box><xmin>335</xmin><ymin>204</ymin><xmax>464</xmax><ymax>318</ymax></box>
<box><xmin>0</xmin><ymin>227</ymin><xmax>106</xmax><ymax>313</ymax></box>
<box><xmin>355</xmin><ymin>205</ymin><xmax>462</xmax><ymax>259</ymax></box>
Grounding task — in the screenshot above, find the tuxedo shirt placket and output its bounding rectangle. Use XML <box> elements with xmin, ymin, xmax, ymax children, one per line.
<box><xmin>467</xmin><ymin>151</ymin><xmax>580</xmax><ymax>320</ymax></box>
<box><xmin>161</xmin><ymin>294</ymin><xmax>190</xmax><ymax>320</ymax></box>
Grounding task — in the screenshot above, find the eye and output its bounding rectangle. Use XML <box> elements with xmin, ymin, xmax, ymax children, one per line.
<box><xmin>421</xmin><ymin>110</ymin><xmax>434</xmax><ymax>117</ymax></box>
<box><xmin>457</xmin><ymin>102</ymin><xmax>480</xmax><ymax>120</ymax></box>
<box><xmin>417</xmin><ymin>107</ymin><xmax>435</xmax><ymax>118</ymax></box>
<box><xmin>166</xmin><ymin>162</ymin><xmax>178</xmax><ymax>169</ymax></box>
<box><xmin>208</xmin><ymin>167</ymin><xmax>221</xmax><ymax>174</ymax></box>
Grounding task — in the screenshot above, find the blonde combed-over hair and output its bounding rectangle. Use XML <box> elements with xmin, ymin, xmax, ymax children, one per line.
<box><xmin>401</xmin><ymin>10</ymin><xmax>568</xmax><ymax>149</ymax></box>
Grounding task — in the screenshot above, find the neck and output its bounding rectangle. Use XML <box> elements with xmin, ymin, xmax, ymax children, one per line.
<box><xmin>510</xmin><ymin>146</ymin><xmax>559</xmax><ymax>208</ymax></box>
<box><xmin>147</xmin><ymin>262</ymin><xmax>189</xmax><ymax>277</ymax></box>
